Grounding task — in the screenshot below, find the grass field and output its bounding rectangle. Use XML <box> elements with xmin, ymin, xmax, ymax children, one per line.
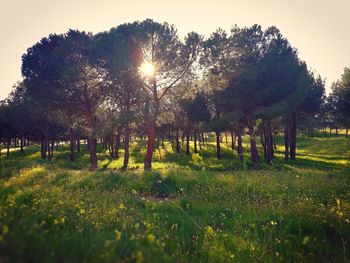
<box><xmin>0</xmin><ymin>133</ymin><xmax>349</xmax><ymax>262</ymax></box>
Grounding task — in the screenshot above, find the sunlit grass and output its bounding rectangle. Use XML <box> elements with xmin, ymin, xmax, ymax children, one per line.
<box><xmin>0</xmin><ymin>132</ymin><xmax>349</xmax><ymax>262</ymax></box>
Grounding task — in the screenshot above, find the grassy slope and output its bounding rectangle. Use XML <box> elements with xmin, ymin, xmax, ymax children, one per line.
<box><xmin>0</xmin><ymin>133</ymin><xmax>349</xmax><ymax>262</ymax></box>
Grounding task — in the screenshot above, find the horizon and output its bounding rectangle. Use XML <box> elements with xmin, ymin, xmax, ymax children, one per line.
<box><xmin>1</xmin><ymin>0</ymin><xmax>349</xmax><ymax>99</ymax></box>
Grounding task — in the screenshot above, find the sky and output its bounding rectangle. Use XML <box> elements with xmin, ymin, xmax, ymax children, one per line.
<box><xmin>0</xmin><ymin>0</ymin><xmax>349</xmax><ymax>99</ymax></box>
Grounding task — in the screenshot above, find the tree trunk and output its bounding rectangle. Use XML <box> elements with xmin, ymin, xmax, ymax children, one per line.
<box><xmin>86</xmin><ymin>110</ymin><xmax>97</xmax><ymax>170</ymax></box>
<box><xmin>273</xmin><ymin>131</ymin><xmax>277</xmax><ymax>150</ymax></box>
<box><xmin>186</xmin><ymin>127</ymin><xmax>190</xmax><ymax>155</ymax></box>
<box><xmin>20</xmin><ymin>136</ymin><xmax>24</xmax><ymax>152</ymax></box>
<box><xmin>76</xmin><ymin>130</ymin><xmax>80</xmax><ymax>153</ymax></box>
<box><xmin>237</xmin><ymin>128</ymin><xmax>244</xmax><ymax>163</ymax></box>
<box><xmin>248</xmin><ymin>116</ymin><xmax>259</xmax><ymax>169</ymax></box>
<box><xmin>144</xmin><ymin>124</ymin><xmax>156</xmax><ymax>171</ymax></box>
<box><xmin>250</xmin><ymin>137</ymin><xmax>259</xmax><ymax>169</ymax></box>
<box><xmin>194</xmin><ymin>131</ymin><xmax>198</xmax><ymax>153</ymax></box>
<box><xmin>104</xmin><ymin>138</ymin><xmax>108</xmax><ymax>152</ymax></box>
<box><xmin>69</xmin><ymin>127</ymin><xmax>75</xmax><ymax>162</ymax></box>
<box><xmin>40</xmin><ymin>135</ymin><xmax>44</xmax><ymax>158</ymax></box>
<box><xmin>88</xmin><ymin>136</ymin><xmax>97</xmax><ymax>170</ymax></box>
<box><xmin>115</xmin><ymin>131</ymin><xmax>121</xmax><ymax>159</ymax></box>
<box><xmin>215</xmin><ymin>131</ymin><xmax>221</xmax><ymax>159</ymax></box>
<box><xmin>122</xmin><ymin>125</ymin><xmax>130</xmax><ymax>171</ymax></box>
<box><xmin>6</xmin><ymin>137</ymin><xmax>11</xmax><ymax>158</ymax></box>
<box><xmin>346</xmin><ymin>128</ymin><xmax>349</xmax><ymax>138</ymax></box>
<box><xmin>144</xmin><ymin>93</ymin><xmax>159</xmax><ymax>171</ymax></box>
<box><xmin>175</xmin><ymin>127</ymin><xmax>180</xmax><ymax>153</ymax></box>
<box><xmin>48</xmin><ymin>139</ymin><xmax>52</xmax><ymax>161</ymax></box>
<box><xmin>265</xmin><ymin>121</ymin><xmax>273</xmax><ymax>164</ymax></box>
<box><xmin>261</xmin><ymin>125</ymin><xmax>266</xmax><ymax>160</ymax></box>
<box><xmin>290</xmin><ymin>113</ymin><xmax>297</xmax><ymax>160</ymax></box>
<box><xmin>51</xmin><ymin>140</ymin><xmax>55</xmax><ymax>158</ymax></box>
<box><xmin>284</xmin><ymin>120</ymin><xmax>290</xmax><ymax>161</ymax></box>
<box><xmin>231</xmin><ymin>129</ymin><xmax>236</xmax><ymax>150</ymax></box>
<box><xmin>41</xmin><ymin>127</ymin><xmax>48</xmax><ymax>160</ymax></box>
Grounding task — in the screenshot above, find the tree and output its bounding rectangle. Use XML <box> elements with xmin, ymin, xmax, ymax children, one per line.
<box><xmin>224</xmin><ymin>25</ymin><xmax>311</xmax><ymax>167</ymax></box>
<box><xmin>94</xmin><ymin>24</ymin><xmax>143</xmax><ymax>170</ymax></box>
<box><xmin>134</xmin><ymin>19</ymin><xmax>201</xmax><ymax>170</ymax></box>
<box><xmin>22</xmin><ymin>30</ymin><xmax>108</xmax><ymax>169</ymax></box>
<box><xmin>21</xmin><ymin>33</ymin><xmax>65</xmax><ymax>160</ymax></box>
<box><xmin>180</xmin><ymin>92</ymin><xmax>211</xmax><ymax>155</ymax></box>
<box><xmin>329</xmin><ymin>68</ymin><xmax>350</xmax><ymax>136</ymax></box>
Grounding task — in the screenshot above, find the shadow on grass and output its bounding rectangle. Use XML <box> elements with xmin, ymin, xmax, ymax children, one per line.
<box><xmin>1</xmin><ymin>134</ymin><xmax>349</xmax><ymax>175</ymax></box>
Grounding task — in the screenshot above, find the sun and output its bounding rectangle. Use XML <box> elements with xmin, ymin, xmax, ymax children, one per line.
<box><xmin>140</xmin><ymin>62</ymin><xmax>155</xmax><ymax>77</ymax></box>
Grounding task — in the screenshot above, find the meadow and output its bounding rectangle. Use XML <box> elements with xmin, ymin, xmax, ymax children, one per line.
<box><xmin>0</xmin><ymin>133</ymin><xmax>349</xmax><ymax>262</ymax></box>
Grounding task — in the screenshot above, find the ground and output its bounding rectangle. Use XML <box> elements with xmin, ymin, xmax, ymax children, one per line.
<box><xmin>0</xmin><ymin>132</ymin><xmax>349</xmax><ymax>262</ymax></box>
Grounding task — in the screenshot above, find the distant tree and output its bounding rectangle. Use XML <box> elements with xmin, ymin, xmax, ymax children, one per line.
<box><xmin>296</xmin><ymin>74</ymin><xmax>325</xmax><ymax>140</ymax></box>
<box><xmin>180</xmin><ymin>92</ymin><xmax>211</xmax><ymax>155</ymax></box>
<box><xmin>329</xmin><ymin>68</ymin><xmax>350</xmax><ymax>136</ymax></box>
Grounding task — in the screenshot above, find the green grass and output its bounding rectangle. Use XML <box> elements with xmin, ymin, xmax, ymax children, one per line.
<box><xmin>0</xmin><ymin>133</ymin><xmax>349</xmax><ymax>262</ymax></box>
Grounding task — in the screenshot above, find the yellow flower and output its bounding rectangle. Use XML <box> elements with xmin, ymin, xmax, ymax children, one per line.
<box><xmin>54</xmin><ymin>217</ymin><xmax>65</xmax><ymax>225</ymax></box>
<box><xmin>147</xmin><ymin>233</ymin><xmax>155</xmax><ymax>242</ymax></box>
<box><xmin>336</xmin><ymin>199</ymin><xmax>341</xmax><ymax>209</ymax></box>
<box><xmin>205</xmin><ymin>226</ymin><xmax>215</xmax><ymax>236</ymax></box>
<box><xmin>302</xmin><ymin>236</ymin><xmax>310</xmax><ymax>245</ymax></box>
<box><xmin>270</xmin><ymin>220</ymin><xmax>277</xmax><ymax>226</ymax></box>
<box><xmin>115</xmin><ymin>230</ymin><xmax>122</xmax><ymax>241</ymax></box>
<box><xmin>119</xmin><ymin>203</ymin><xmax>126</xmax><ymax>209</ymax></box>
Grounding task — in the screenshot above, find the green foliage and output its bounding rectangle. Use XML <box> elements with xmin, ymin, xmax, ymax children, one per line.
<box><xmin>148</xmin><ymin>173</ymin><xmax>179</xmax><ymax>198</ymax></box>
<box><xmin>191</xmin><ymin>153</ymin><xmax>204</xmax><ymax>166</ymax></box>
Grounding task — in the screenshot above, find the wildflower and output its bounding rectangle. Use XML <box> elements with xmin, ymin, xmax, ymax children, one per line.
<box><xmin>133</xmin><ymin>250</ymin><xmax>143</xmax><ymax>263</ymax></box>
<box><xmin>119</xmin><ymin>203</ymin><xmax>126</xmax><ymax>209</ymax></box>
<box><xmin>205</xmin><ymin>226</ymin><xmax>215</xmax><ymax>236</ymax></box>
<box><xmin>336</xmin><ymin>199</ymin><xmax>341</xmax><ymax>209</ymax></box>
<box><xmin>114</xmin><ymin>230</ymin><xmax>122</xmax><ymax>241</ymax></box>
<box><xmin>270</xmin><ymin>220</ymin><xmax>277</xmax><ymax>226</ymax></box>
<box><xmin>147</xmin><ymin>233</ymin><xmax>155</xmax><ymax>242</ymax></box>
<box><xmin>302</xmin><ymin>236</ymin><xmax>310</xmax><ymax>245</ymax></box>
<box><xmin>54</xmin><ymin>217</ymin><xmax>65</xmax><ymax>225</ymax></box>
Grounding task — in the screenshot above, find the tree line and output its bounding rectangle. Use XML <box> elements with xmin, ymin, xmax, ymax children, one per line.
<box><xmin>0</xmin><ymin>19</ymin><xmax>349</xmax><ymax>170</ymax></box>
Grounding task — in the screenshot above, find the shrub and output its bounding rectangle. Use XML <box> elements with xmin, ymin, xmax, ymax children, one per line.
<box><xmin>148</xmin><ymin>173</ymin><xmax>179</xmax><ymax>197</ymax></box>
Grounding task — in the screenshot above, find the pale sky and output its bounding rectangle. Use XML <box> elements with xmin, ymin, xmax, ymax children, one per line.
<box><xmin>1</xmin><ymin>0</ymin><xmax>349</xmax><ymax>99</ymax></box>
